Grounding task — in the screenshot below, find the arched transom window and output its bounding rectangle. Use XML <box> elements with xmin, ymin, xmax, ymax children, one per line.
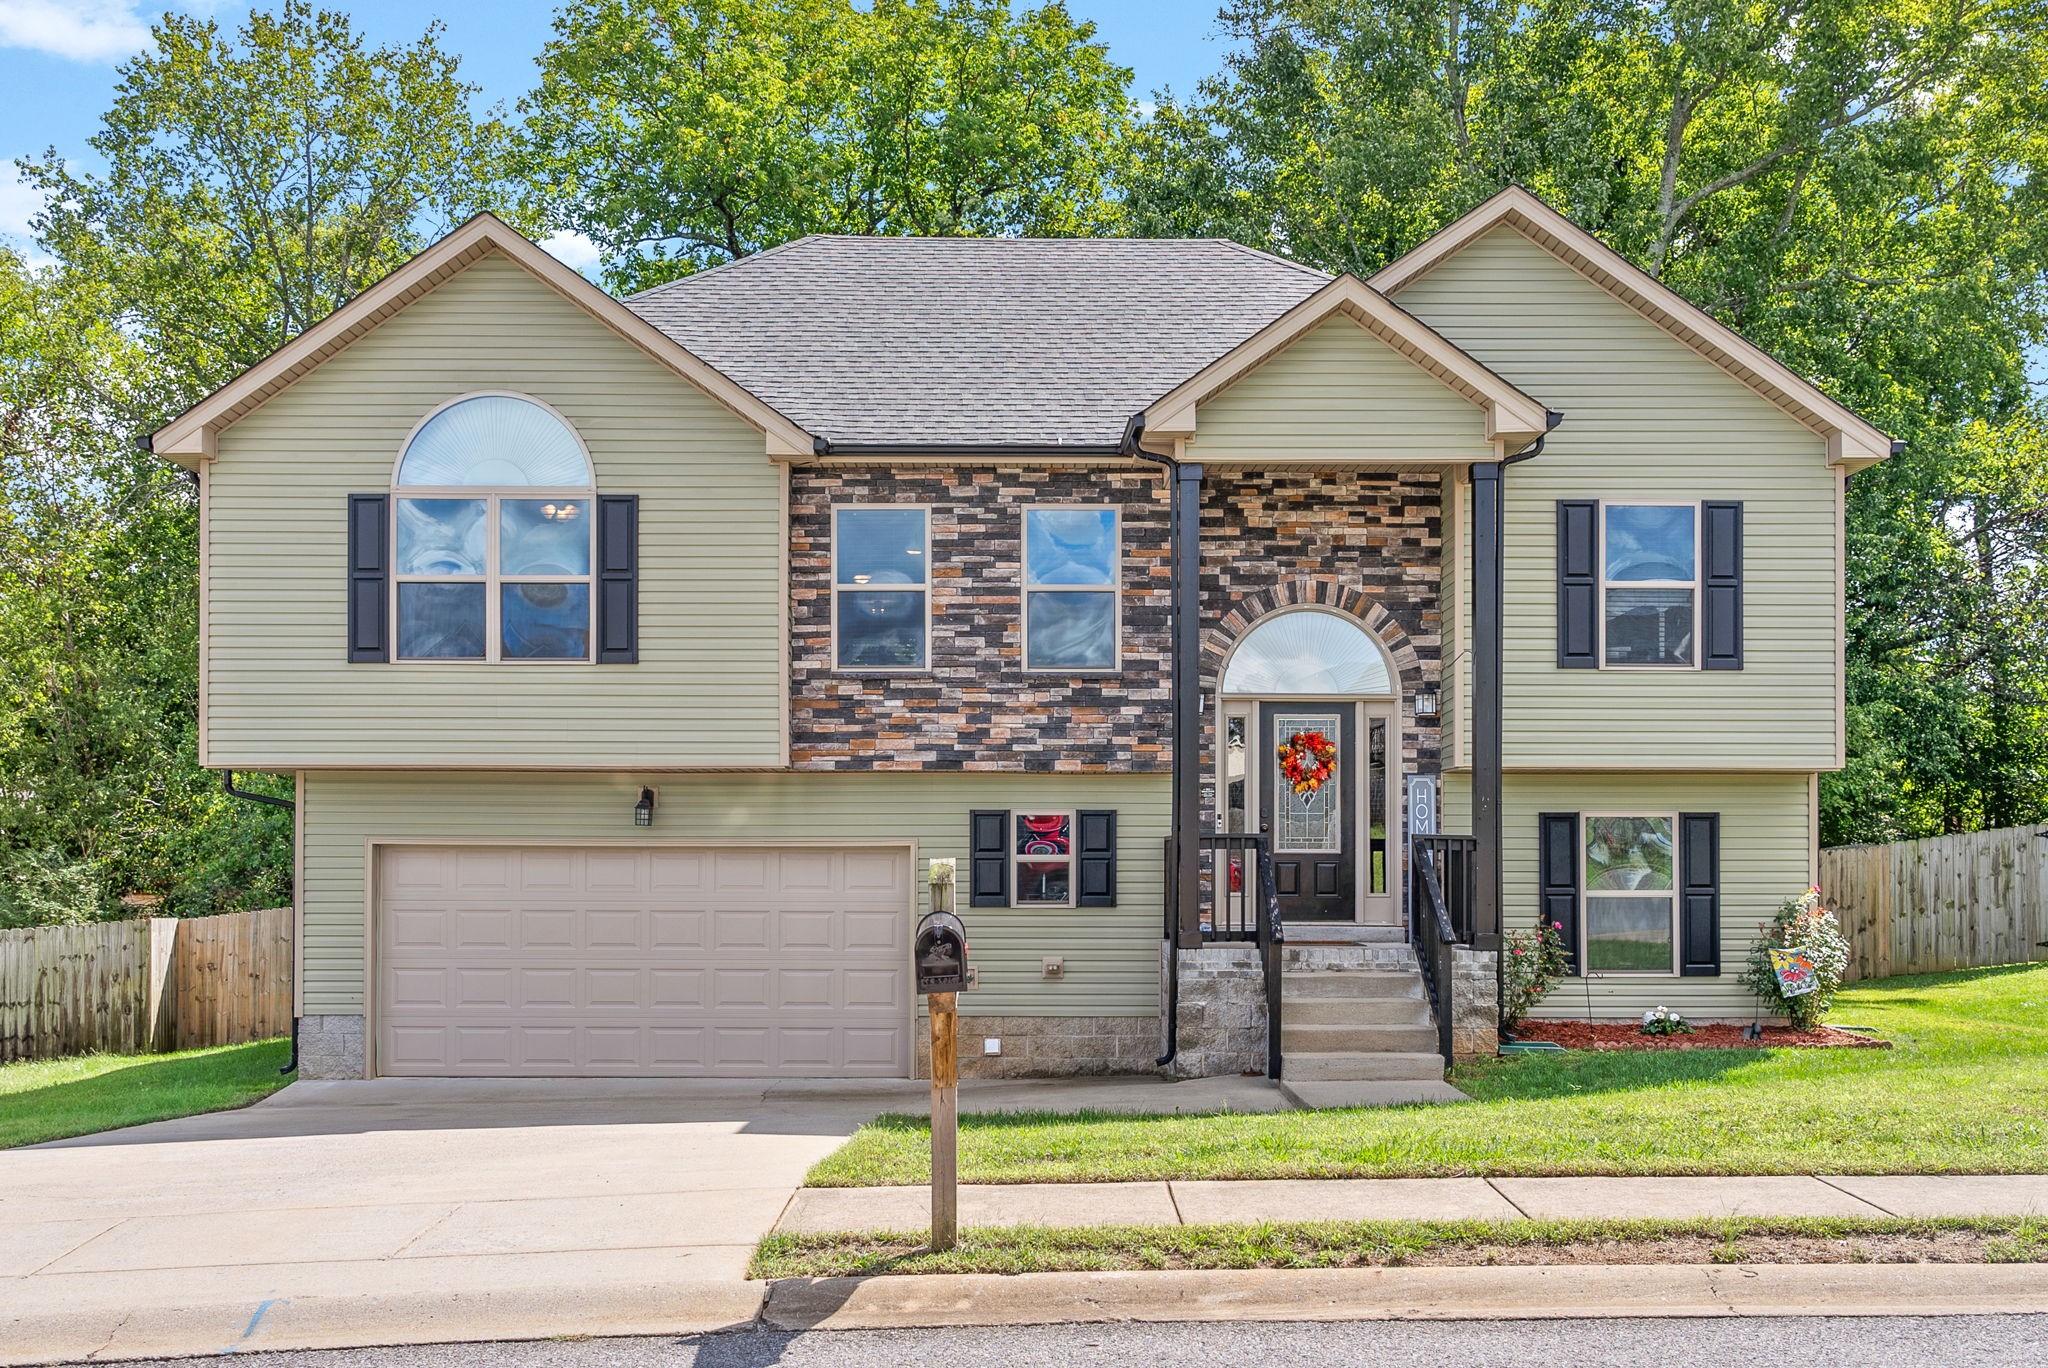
<box><xmin>1222</xmin><ymin>609</ymin><xmax>1394</xmax><ymax>696</ymax></box>
<box><xmin>393</xmin><ymin>394</ymin><xmax>595</xmax><ymax>662</ymax></box>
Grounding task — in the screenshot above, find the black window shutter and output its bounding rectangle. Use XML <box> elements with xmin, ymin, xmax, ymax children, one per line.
<box><xmin>1678</xmin><ymin>812</ymin><xmax>1722</xmax><ymax>976</ymax></box>
<box><xmin>1701</xmin><ymin>501</ymin><xmax>1743</xmax><ymax>671</ymax></box>
<box><xmin>1538</xmin><ymin>812</ymin><xmax>1581</xmax><ymax>974</ymax></box>
<box><xmin>347</xmin><ymin>494</ymin><xmax>389</xmax><ymax>663</ymax></box>
<box><xmin>1076</xmin><ymin>810</ymin><xmax>1118</xmax><ymax>907</ymax></box>
<box><xmin>1556</xmin><ymin>501</ymin><xmax>1599</xmax><ymax>669</ymax></box>
<box><xmin>969</xmin><ymin>810</ymin><xmax>1009</xmax><ymax>907</ymax></box>
<box><xmin>596</xmin><ymin>495</ymin><xmax>639</xmax><ymax>664</ymax></box>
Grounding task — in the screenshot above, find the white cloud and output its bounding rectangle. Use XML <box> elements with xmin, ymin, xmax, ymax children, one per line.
<box><xmin>0</xmin><ymin>0</ymin><xmax>152</xmax><ymax>63</ymax></box>
<box><xmin>541</xmin><ymin>230</ymin><xmax>604</xmax><ymax>275</ymax></box>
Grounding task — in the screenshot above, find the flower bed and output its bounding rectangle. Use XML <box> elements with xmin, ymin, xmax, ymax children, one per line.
<box><xmin>1510</xmin><ymin>1021</ymin><xmax>1889</xmax><ymax>1051</ymax></box>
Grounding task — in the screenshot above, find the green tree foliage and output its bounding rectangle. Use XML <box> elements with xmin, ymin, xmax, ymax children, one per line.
<box><xmin>18</xmin><ymin>0</ymin><xmax>529</xmax><ymax>408</ymax></box>
<box><xmin>519</xmin><ymin>0</ymin><xmax>1135</xmax><ymax>290</ymax></box>
<box><xmin>1129</xmin><ymin>0</ymin><xmax>2048</xmax><ymax>842</ymax></box>
<box><xmin>2</xmin><ymin>4</ymin><xmax>523</xmax><ymax>924</ymax></box>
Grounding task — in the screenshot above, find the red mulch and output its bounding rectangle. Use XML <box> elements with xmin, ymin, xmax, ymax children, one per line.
<box><xmin>1510</xmin><ymin>1020</ymin><xmax>1890</xmax><ymax>1051</ymax></box>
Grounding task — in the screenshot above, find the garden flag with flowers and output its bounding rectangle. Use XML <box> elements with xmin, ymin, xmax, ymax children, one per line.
<box><xmin>1768</xmin><ymin>947</ymin><xmax>1819</xmax><ymax>997</ymax></box>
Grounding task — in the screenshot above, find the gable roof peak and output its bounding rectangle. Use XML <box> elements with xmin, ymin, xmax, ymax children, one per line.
<box><xmin>1370</xmin><ymin>186</ymin><xmax>1894</xmax><ymax>468</ymax></box>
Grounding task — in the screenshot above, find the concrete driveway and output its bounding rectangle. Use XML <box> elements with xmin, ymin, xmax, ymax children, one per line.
<box><xmin>0</xmin><ymin>1078</ymin><xmax>917</xmax><ymax>1365</ymax></box>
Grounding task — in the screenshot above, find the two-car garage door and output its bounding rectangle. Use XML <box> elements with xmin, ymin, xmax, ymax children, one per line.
<box><xmin>374</xmin><ymin>844</ymin><xmax>911</xmax><ymax>1077</ymax></box>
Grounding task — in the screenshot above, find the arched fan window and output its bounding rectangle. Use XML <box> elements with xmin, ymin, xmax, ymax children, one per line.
<box><xmin>1221</xmin><ymin>609</ymin><xmax>1394</xmax><ymax>696</ymax></box>
<box><xmin>391</xmin><ymin>394</ymin><xmax>595</xmax><ymax>662</ymax></box>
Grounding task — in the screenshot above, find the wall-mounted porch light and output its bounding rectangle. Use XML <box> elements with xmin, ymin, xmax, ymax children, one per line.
<box><xmin>1413</xmin><ymin>688</ymin><xmax>1441</xmax><ymax>723</ymax></box>
<box><xmin>634</xmin><ymin>787</ymin><xmax>657</xmax><ymax>826</ymax></box>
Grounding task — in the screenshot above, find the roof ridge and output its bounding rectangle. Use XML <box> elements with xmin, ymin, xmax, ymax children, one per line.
<box><xmin>1206</xmin><ymin>236</ymin><xmax>1335</xmax><ymax>282</ymax></box>
<box><xmin>624</xmin><ymin>233</ymin><xmax>828</xmax><ymax>299</ymax></box>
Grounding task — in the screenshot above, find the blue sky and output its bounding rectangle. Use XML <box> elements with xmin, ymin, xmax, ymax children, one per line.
<box><xmin>0</xmin><ymin>0</ymin><xmax>1237</xmax><ymax>265</ymax></box>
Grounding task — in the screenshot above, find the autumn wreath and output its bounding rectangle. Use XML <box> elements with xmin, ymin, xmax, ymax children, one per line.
<box><xmin>1276</xmin><ymin>729</ymin><xmax>1339</xmax><ymax>801</ymax></box>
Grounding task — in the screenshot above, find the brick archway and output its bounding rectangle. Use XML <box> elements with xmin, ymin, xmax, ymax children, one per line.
<box><xmin>1201</xmin><ymin>581</ymin><xmax>1428</xmax><ymax>699</ymax></box>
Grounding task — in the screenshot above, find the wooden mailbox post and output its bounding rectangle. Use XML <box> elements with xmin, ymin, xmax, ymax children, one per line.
<box><xmin>917</xmin><ymin>861</ymin><xmax>966</xmax><ymax>1251</ymax></box>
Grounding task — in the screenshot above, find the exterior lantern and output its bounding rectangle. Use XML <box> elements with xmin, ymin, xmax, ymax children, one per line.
<box><xmin>633</xmin><ymin>787</ymin><xmax>656</xmax><ymax>827</ymax></box>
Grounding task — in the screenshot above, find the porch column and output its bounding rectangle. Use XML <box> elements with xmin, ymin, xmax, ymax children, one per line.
<box><xmin>1172</xmin><ymin>461</ymin><xmax>1206</xmax><ymax>948</ymax></box>
<box><xmin>1470</xmin><ymin>460</ymin><xmax>1504</xmax><ymax>948</ymax></box>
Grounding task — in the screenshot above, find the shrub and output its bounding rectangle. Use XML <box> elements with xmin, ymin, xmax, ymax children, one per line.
<box><xmin>1501</xmin><ymin>919</ymin><xmax>1571</xmax><ymax>1031</ymax></box>
<box><xmin>1740</xmin><ymin>886</ymin><xmax>1852</xmax><ymax>1030</ymax></box>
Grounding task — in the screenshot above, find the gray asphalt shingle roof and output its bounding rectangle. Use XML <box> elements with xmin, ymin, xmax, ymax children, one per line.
<box><xmin>623</xmin><ymin>235</ymin><xmax>1332</xmax><ymax>448</ymax></box>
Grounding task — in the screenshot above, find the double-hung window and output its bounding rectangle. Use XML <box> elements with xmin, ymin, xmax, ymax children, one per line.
<box><xmin>393</xmin><ymin>394</ymin><xmax>595</xmax><ymax>662</ymax></box>
<box><xmin>1012</xmin><ymin>811</ymin><xmax>1075</xmax><ymax>907</ymax></box>
<box><xmin>1023</xmin><ymin>506</ymin><xmax>1119</xmax><ymax>671</ymax></box>
<box><xmin>1583</xmin><ymin>814</ymin><xmax>1678</xmax><ymax>973</ymax></box>
<box><xmin>833</xmin><ymin>506</ymin><xmax>929</xmax><ymax>670</ymax></box>
<box><xmin>1601</xmin><ymin>503</ymin><xmax>1698</xmax><ymax>667</ymax></box>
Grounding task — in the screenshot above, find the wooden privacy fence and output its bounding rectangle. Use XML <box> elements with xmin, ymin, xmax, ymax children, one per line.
<box><xmin>0</xmin><ymin>907</ymin><xmax>292</xmax><ymax>1063</ymax></box>
<box><xmin>1820</xmin><ymin>826</ymin><xmax>2048</xmax><ymax>982</ymax></box>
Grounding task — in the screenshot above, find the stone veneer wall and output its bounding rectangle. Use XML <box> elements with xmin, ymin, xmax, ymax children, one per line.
<box><xmin>298</xmin><ymin>1014</ymin><xmax>365</xmax><ymax>1079</ymax></box>
<box><xmin>913</xmin><ymin>1015</ymin><xmax>1162</xmax><ymax>1079</ymax></box>
<box><xmin>789</xmin><ymin>465</ymin><xmax>1171</xmax><ymax>769</ymax></box>
<box><xmin>1169</xmin><ymin>944</ymin><xmax>1267</xmax><ymax>1078</ymax></box>
<box><xmin>1196</xmin><ymin>468</ymin><xmax>1443</xmax><ymax>817</ymax></box>
<box><xmin>1449</xmin><ymin>946</ymin><xmax>1501</xmax><ymax>1060</ymax></box>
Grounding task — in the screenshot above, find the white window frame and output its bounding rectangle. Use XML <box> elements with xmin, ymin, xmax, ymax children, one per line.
<box><xmin>1580</xmin><ymin>810</ymin><xmax>1681</xmax><ymax>977</ymax></box>
<box><xmin>1021</xmin><ymin>504</ymin><xmax>1121</xmax><ymax>674</ymax></box>
<box><xmin>1597</xmin><ymin>501</ymin><xmax>1701</xmax><ymax>671</ymax></box>
<box><xmin>390</xmin><ymin>392</ymin><xmax>597</xmax><ymax>666</ymax></box>
<box><xmin>1011</xmin><ymin>808</ymin><xmax>1078</xmax><ymax>908</ymax></box>
<box><xmin>830</xmin><ymin>503</ymin><xmax>932</xmax><ymax>674</ymax></box>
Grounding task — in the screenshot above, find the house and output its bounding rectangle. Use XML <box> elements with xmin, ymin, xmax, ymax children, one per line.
<box><xmin>151</xmin><ymin>187</ymin><xmax>1892</xmax><ymax>1083</ymax></box>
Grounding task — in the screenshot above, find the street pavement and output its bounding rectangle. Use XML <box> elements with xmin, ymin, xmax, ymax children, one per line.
<box><xmin>74</xmin><ymin>1315</ymin><xmax>2048</xmax><ymax>1368</ymax></box>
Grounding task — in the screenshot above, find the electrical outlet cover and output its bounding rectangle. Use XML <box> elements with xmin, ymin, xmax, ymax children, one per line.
<box><xmin>983</xmin><ymin>1038</ymin><xmax>1001</xmax><ymax>1055</ymax></box>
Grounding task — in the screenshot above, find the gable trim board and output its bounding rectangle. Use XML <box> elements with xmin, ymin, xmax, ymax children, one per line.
<box><xmin>150</xmin><ymin>213</ymin><xmax>816</xmax><ymax>466</ymax></box>
<box><xmin>1141</xmin><ymin>275</ymin><xmax>1552</xmax><ymax>456</ymax></box>
<box><xmin>1371</xmin><ymin>187</ymin><xmax>1893</xmax><ymax>470</ymax></box>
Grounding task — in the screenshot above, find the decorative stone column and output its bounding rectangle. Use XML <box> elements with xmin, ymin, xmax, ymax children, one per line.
<box><xmin>1449</xmin><ymin>946</ymin><xmax>1502</xmax><ymax>1060</ymax></box>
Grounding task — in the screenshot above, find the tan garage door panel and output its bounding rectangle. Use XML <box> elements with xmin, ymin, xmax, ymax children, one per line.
<box><xmin>375</xmin><ymin>845</ymin><xmax>911</xmax><ymax>1077</ymax></box>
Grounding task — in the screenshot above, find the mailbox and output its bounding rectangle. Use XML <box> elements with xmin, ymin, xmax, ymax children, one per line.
<box><xmin>914</xmin><ymin>910</ymin><xmax>967</xmax><ymax>996</ymax></box>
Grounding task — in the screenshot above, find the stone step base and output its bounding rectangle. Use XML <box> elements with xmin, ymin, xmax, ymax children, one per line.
<box><xmin>1284</xmin><ymin>996</ymin><xmax>1436</xmax><ymax>1026</ymax></box>
<box><xmin>1283</xmin><ymin>1050</ymin><xmax>1448</xmax><ymax>1082</ymax></box>
<box><xmin>1282</xmin><ymin>944</ymin><xmax>1419</xmax><ymax>973</ymax></box>
<box><xmin>1281</xmin><ymin>970</ymin><xmax>1425</xmax><ymax>1000</ymax></box>
<box><xmin>1282</xmin><ymin>1023</ymin><xmax>1441</xmax><ymax>1054</ymax></box>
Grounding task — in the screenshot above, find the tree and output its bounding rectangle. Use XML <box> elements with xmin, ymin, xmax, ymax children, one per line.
<box><xmin>18</xmin><ymin>0</ymin><xmax>528</xmax><ymax>407</ymax></box>
<box><xmin>2</xmin><ymin>4</ymin><xmax>525</xmax><ymax>921</ymax></box>
<box><xmin>1129</xmin><ymin>0</ymin><xmax>2048</xmax><ymax>843</ymax></box>
<box><xmin>519</xmin><ymin>0</ymin><xmax>1135</xmax><ymax>291</ymax></box>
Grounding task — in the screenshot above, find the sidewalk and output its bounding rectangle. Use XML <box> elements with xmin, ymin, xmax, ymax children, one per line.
<box><xmin>779</xmin><ymin>1173</ymin><xmax>2048</xmax><ymax>1232</ymax></box>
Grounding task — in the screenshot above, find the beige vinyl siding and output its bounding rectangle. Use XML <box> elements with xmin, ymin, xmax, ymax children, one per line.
<box><xmin>301</xmin><ymin>770</ymin><xmax>1167</xmax><ymax>1019</ymax></box>
<box><xmin>1393</xmin><ymin>228</ymin><xmax>1842</xmax><ymax>770</ymax></box>
<box><xmin>1442</xmin><ymin>770</ymin><xmax>1815</xmax><ymax>1020</ymax></box>
<box><xmin>1187</xmin><ymin>318</ymin><xmax>1496</xmax><ymax>464</ymax></box>
<box><xmin>206</xmin><ymin>254</ymin><xmax>784</xmax><ymax>769</ymax></box>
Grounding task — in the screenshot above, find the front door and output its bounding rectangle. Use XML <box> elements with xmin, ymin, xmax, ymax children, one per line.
<box><xmin>1258</xmin><ymin>703</ymin><xmax>1357</xmax><ymax>921</ymax></box>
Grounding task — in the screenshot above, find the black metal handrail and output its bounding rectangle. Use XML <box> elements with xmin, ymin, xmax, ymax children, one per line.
<box><xmin>1410</xmin><ymin>834</ymin><xmax>1479</xmax><ymax>1065</ymax></box>
<box><xmin>1197</xmin><ymin>832</ymin><xmax>1284</xmax><ymax>1079</ymax></box>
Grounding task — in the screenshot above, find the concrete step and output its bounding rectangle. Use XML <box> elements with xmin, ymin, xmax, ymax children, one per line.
<box><xmin>1282</xmin><ymin>1050</ymin><xmax>1448</xmax><ymax>1083</ymax></box>
<box><xmin>1283</xmin><ymin>996</ymin><xmax>1436</xmax><ymax>1026</ymax></box>
<box><xmin>1282</xmin><ymin>1023</ymin><xmax>1441</xmax><ymax>1054</ymax></box>
<box><xmin>1281</xmin><ymin>970</ymin><xmax>1425</xmax><ymax>1000</ymax></box>
<box><xmin>1282</xmin><ymin>944</ymin><xmax>1419</xmax><ymax>973</ymax></box>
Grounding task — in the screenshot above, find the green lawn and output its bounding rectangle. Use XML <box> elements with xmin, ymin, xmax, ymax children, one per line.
<box><xmin>753</xmin><ymin>1215</ymin><xmax>2048</xmax><ymax>1278</ymax></box>
<box><xmin>0</xmin><ymin>1038</ymin><xmax>293</xmax><ymax>1148</ymax></box>
<box><xmin>808</xmin><ymin>963</ymin><xmax>2048</xmax><ymax>1186</ymax></box>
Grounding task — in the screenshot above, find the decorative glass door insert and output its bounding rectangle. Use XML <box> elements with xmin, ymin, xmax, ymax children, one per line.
<box><xmin>1272</xmin><ymin>710</ymin><xmax>1342</xmax><ymax>852</ymax></box>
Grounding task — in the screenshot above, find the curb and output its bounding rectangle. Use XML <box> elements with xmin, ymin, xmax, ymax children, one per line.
<box><xmin>760</xmin><ymin>1263</ymin><xmax>2048</xmax><ymax>1330</ymax></box>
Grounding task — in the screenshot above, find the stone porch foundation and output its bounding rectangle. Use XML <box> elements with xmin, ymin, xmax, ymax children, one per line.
<box><xmin>297</xmin><ymin>1014</ymin><xmax>366</xmax><ymax>1079</ymax></box>
<box><xmin>1169</xmin><ymin>944</ymin><xmax>1268</xmax><ymax>1079</ymax></box>
<box><xmin>915</xmin><ymin>1015</ymin><xmax>1162</xmax><ymax>1079</ymax></box>
<box><xmin>1449</xmin><ymin>946</ymin><xmax>1502</xmax><ymax>1060</ymax></box>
